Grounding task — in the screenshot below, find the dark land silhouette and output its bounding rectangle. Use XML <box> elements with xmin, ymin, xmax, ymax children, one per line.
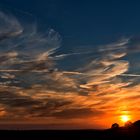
<box><xmin>1</xmin><ymin>121</ymin><xmax>140</xmax><ymax>139</ymax></box>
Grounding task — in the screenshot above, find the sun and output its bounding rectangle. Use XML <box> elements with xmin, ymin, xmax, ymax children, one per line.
<box><xmin>120</xmin><ymin>115</ymin><xmax>130</xmax><ymax>123</ymax></box>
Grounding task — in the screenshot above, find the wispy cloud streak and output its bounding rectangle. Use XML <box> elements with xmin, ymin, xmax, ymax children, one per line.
<box><xmin>0</xmin><ymin>10</ymin><xmax>140</xmax><ymax>128</ymax></box>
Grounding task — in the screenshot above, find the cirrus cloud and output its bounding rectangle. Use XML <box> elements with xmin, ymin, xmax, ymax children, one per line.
<box><xmin>0</xmin><ymin>10</ymin><xmax>140</xmax><ymax>129</ymax></box>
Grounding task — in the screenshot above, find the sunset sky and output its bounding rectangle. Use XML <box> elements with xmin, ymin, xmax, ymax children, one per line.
<box><xmin>0</xmin><ymin>0</ymin><xmax>140</xmax><ymax>129</ymax></box>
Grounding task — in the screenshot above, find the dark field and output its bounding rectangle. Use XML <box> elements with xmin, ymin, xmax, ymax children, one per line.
<box><xmin>0</xmin><ymin>127</ymin><xmax>140</xmax><ymax>140</ymax></box>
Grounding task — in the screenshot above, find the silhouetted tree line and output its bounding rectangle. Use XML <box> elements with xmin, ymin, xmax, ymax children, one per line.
<box><xmin>111</xmin><ymin>120</ymin><xmax>140</xmax><ymax>129</ymax></box>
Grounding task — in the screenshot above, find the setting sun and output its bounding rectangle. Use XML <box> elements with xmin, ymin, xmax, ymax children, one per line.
<box><xmin>120</xmin><ymin>115</ymin><xmax>130</xmax><ymax>123</ymax></box>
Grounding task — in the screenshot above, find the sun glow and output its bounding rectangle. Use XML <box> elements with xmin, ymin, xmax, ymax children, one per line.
<box><xmin>120</xmin><ymin>115</ymin><xmax>130</xmax><ymax>123</ymax></box>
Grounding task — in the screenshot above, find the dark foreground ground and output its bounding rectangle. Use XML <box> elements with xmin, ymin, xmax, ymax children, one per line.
<box><xmin>1</xmin><ymin>127</ymin><xmax>140</xmax><ymax>140</ymax></box>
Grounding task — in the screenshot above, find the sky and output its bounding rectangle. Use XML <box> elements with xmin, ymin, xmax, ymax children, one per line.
<box><xmin>0</xmin><ymin>0</ymin><xmax>140</xmax><ymax>129</ymax></box>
